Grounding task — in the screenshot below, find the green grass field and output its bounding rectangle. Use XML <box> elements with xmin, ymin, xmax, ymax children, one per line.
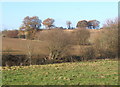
<box><xmin>2</xmin><ymin>59</ymin><xmax>118</xmax><ymax>85</ymax></box>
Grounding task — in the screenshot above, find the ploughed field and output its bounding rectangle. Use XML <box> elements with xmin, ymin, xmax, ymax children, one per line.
<box><xmin>2</xmin><ymin>59</ymin><xmax>118</xmax><ymax>85</ymax></box>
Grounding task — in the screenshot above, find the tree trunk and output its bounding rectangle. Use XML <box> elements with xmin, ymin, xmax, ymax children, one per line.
<box><xmin>48</xmin><ymin>51</ymin><xmax>60</xmax><ymax>60</ymax></box>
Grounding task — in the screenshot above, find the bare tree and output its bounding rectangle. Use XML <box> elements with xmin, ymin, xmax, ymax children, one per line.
<box><xmin>74</xmin><ymin>28</ymin><xmax>90</xmax><ymax>45</ymax></box>
<box><xmin>93</xmin><ymin>18</ymin><xmax>118</xmax><ymax>58</ymax></box>
<box><xmin>38</xmin><ymin>29</ymin><xmax>71</xmax><ymax>60</ymax></box>
<box><xmin>66</xmin><ymin>21</ymin><xmax>72</xmax><ymax>29</ymax></box>
<box><xmin>73</xmin><ymin>28</ymin><xmax>90</xmax><ymax>60</ymax></box>
<box><xmin>25</xmin><ymin>40</ymin><xmax>34</xmax><ymax>65</ymax></box>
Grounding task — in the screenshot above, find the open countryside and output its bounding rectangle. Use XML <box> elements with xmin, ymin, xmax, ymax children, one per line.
<box><xmin>1</xmin><ymin>2</ymin><xmax>119</xmax><ymax>86</ymax></box>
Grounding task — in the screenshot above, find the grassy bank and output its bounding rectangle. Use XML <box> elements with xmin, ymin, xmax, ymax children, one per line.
<box><xmin>2</xmin><ymin>59</ymin><xmax>118</xmax><ymax>85</ymax></box>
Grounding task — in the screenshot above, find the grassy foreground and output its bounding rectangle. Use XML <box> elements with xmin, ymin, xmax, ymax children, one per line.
<box><xmin>2</xmin><ymin>59</ymin><xmax>118</xmax><ymax>85</ymax></box>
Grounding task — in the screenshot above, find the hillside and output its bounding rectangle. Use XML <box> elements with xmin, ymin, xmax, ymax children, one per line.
<box><xmin>2</xmin><ymin>29</ymin><xmax>101</xmax><ymax>55</ymax></box>
<box><xmin>2</xmin><ymin>37</ymin><xmax>46</xmax><ymax>55</ymax></box>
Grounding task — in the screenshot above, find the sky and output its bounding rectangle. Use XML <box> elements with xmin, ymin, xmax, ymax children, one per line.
<box><xmin>1</xmin><ymin>2</ymin><xmax>118</xmax><ymax>30</ymax></box>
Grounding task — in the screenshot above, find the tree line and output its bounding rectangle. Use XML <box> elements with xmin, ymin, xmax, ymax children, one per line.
<box><xmin>19</xmin><ymin>16</ymin><xmax>100</xmax><ymax>30</ymax></box>
<box><xmin>2</xmin><ymin>16</ymin><xmax>100</xmax><ymax>39</ymax></box>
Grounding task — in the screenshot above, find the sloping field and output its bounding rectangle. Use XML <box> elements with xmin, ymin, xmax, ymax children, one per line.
<box><xmin>2</xmin><ymin>59</ymin><xmax>118</xmax><ymax>85</ymax></box>
<box><xmin>2</xmin><ymin>37</ymin><xmax>46</xmax><ymax>55</ymax></box>
<box><xmin>2</xmin><ymin>29</ymin><xmax>101</xmax><ymax>55</ymax></box>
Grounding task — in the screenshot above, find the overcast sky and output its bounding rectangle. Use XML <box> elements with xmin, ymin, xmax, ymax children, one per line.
<box><xmin>1</xmin><ymin>1</ymin><xmax>118</xmax><ymax>30</ymax></box>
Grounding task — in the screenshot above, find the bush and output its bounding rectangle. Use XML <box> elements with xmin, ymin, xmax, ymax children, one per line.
<box><xmin>93</xmin><ymin>18</ymin><xmax>118</xmax><ymax>58</ymax></box>
<box><xmin>2</xmin><ymin>54</ymin><xmax>26</xmax><ymax>66</ymax></box>
<box><xmin>19</xmin><ymin>35</ymin><xmax>25</xmax><ymax>38</ymax></box>
<box><xmin>5</xmin><ymin>30</ymin><xmax>18</xmax><ymax>38</ymax></box>
<box><xmin>37</xmin><ymin>29</ymin><xmax>72</xmax><ymax>60</ymax></box>
<box><xmin>81</xmin><ymin>46</ymin><xmax>96</xmax><ymax>61</ymax></box>
<box><xmin>73</xmin><ymin>28</ymin><xmax>90</xmax><ymax>45</ymax></box>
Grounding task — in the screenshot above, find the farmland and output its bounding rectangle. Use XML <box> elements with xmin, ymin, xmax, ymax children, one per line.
<box><xmin>1</xmin><ymin>2</ymin><xmax>118</xmax><ymax>86</ymax></box>
<box><xmin>2</xmin><ymin>28</ymin><xmax>118</xmax><ymax>85</ymax></box>
<box><xmin>2</xmin><ymin>29</ymin><xmax>100</xmax><ymax>55</ymax></box>
<box><xmin>2</xmin><ymin>37</ymin><xmax>47</xmax><ymax>55</ymax></box>
<box><xmin>2</xmin><ymin>59</ymin><xmax>118</xmax><ymax>85</ymax></box>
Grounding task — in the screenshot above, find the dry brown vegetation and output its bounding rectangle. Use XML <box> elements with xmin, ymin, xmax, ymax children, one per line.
<box><xmin>2</xmin><ymin>29</ymin><xmax>100</xmax><ymax>55</ymax></box>
<box><xmin>2</xmin><ymin>37</ymin><xmax>45</xmax><ymax>55</ymax></box>
<box><xmin>2</xmin><ymin>17</ymin><xmax>118</xmax><ymax>66</ymax></box>
<box><xmin>2</xmin><ymin>29</ymin><xmax>102</xmax><ymax>65</ymax></box>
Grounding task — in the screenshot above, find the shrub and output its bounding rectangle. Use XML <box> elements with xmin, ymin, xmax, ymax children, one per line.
<box><xmin>81</xmin><ymin>46</ymin><xmax>96</xmax><ymax>61</ymax></box>
<box><xmin>2</xmin><ymin>54</ymin><xmax>26</xmax><ymax>66</ymax></box>
<box><xmin>37</xmin><ymin>29</ymin><xmax>72</xmax><ymax>60</ymax></box>
<box><xmin>5</xmin><ymin>30</ymin><xmax>19</xmax><ymax>38</ymax></box>
<box><xmin>73</xmin><ymin>28</ymin><xmax>90</xmax><ymax>45</ymax></box>
<box><xmin>93</xmin><ymin>18</ymin><xmax>118</xmax><ymax>58</ymax></box>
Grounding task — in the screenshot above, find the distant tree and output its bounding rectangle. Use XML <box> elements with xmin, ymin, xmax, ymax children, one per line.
<box><xmin>19</xmin><ymin>16</ymin><xmax>42</xmax><ymax>39</ymax></box>
<box><xmin>87</xmin><ymin>20</ymin><xmax>100</xmax><ymax>29</ymax></box>
<box><xmin>20</xmin><ymin>16</ymin><xmax>42</xmax><ymax>30</ymax></box>
<box><xmin>66</xmin><ymin>21</ymin><xmax>72</xmax><ymax>29</ymax></box>
<box><xmin>42</xmin><ymin>18</ymin><xmax>55</xmax><ymax>29</ymax></box>
<box><xmin>59</xmin><ymin>27</ymin><xmax>63</xmax><ymax>29</ymax></box>
<box><xmin>76</xmin><ymin>20</ymin><xmax>88</xmax><ymax>28</ymax></box>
